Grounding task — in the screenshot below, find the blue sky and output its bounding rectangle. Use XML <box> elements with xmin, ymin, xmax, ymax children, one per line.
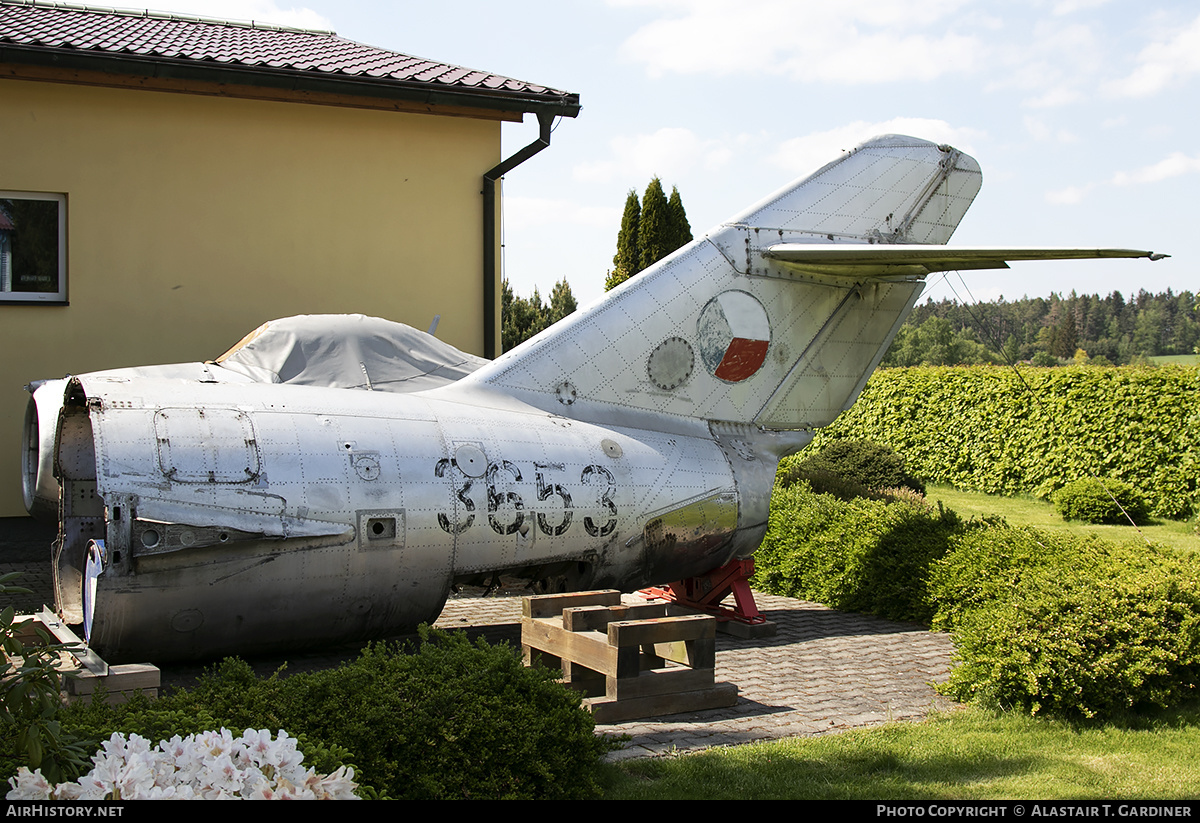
<box><xmin>127</xmin><ymin>1</ymin><xmax>1196</xmax><ymax>309</ymax></box>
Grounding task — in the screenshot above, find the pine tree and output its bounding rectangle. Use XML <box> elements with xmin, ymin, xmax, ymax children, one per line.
<box><xmin>501</xmin><ymin>279</ymin><xmax>548</xmax><ymax>353</ymax></box>
<box><xmin>547</xmin><ymin>278</ymin><xmax>577</xmax><ymax>324</ymax></box>
<box><xmin>607</xmin><ymin>190</ymin><xmax>640</xmax><ymax>291</ymax></box>
<box><xmin>638</xmin><ymin>177</ymin><xmax>671</xmax><ymax>273</ymax></box>
<box><xmin>606</xmin><ymin>179</ymin><xmax>693</xmax><ymax>292</ymax></box>
<box><xmin>667</xmin><ymin>185</ymin><xmax>692</xmax><ymax>251</ymax></box>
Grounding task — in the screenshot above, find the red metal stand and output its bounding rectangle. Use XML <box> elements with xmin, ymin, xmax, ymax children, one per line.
<box><xmin>639</xmin><ymin>557</ymin><xmax>766</xmax><ymax>625</ymax></box>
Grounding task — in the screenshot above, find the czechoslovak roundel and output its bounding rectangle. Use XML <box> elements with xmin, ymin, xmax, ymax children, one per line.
<box><xmin>697</xmin><ymin>290</ymin><xmax>771</xmax><ymax>382</ymax></box>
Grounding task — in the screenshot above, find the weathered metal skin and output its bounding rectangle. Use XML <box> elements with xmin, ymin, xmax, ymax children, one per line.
<box><xmin>26</xmin><ymin>134</ymin><xmax>1164</xmax><ymax>662</ymax></box>
<box><xmin>56</xmin><ymin>377</ymin><xmax>773</xmax><ymax>661</ymax></box>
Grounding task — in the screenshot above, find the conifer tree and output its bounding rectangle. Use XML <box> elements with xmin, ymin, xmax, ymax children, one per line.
<box><xmin>607</xmin><ymin>190</ymin><xmax>640</xmax><ymax>291</ymax></box>
<box><xmin>667</xmin><ymin>185</ymin><xmax>693</xmax><ymax>251</ymax></box>
<box><xmin>606</xmin><ymin>179</ymin><xmax>693</xmax><ymax>292</ymax></box>
<box><xmin>638</xmin><ymin>177</ymin><xmax>671</xmax><ymax>273</ymax></box>
<box><xmin>501</xmin><ymin>279</ymin><xmax>547</xmax><ymax>353</ymax></box>
<box><xmin>547</xmin><ymin>278</ymin><xmax>577</xmax><ymax>324</ymax></box>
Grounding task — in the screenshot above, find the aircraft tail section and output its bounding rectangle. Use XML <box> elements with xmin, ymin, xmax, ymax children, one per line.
<box><xmin>457</xmin><ymin>135</ymin><xmax>982</xmax><ymax>432</ymax></box>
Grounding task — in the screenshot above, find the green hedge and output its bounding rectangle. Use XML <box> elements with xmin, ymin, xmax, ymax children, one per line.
<box><xmin>1053</xmin><ymin>476</ymin><xmax>1149</xmax><ymax>524</ymax></box>
<box><xmin>814</xmin><ymin>365</ymin><xmax>1200</xmax><ymax>518</ymax></box>
<box><xmin>51</xmin><ymin>629</ymin><xmax>618</xmax><ymax>799</ymax></box>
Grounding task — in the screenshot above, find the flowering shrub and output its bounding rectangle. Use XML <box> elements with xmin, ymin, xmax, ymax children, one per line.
<box><xmin>7</xmin><ymin>729</ymin><xmax>359</xmax><ymax>800</ymax></box>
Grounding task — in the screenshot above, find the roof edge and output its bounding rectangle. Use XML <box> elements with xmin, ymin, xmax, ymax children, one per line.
<box><xmin>0</xmin><ymin>42</ymin><xmax>582</xmax><ymax>117</ymax></box>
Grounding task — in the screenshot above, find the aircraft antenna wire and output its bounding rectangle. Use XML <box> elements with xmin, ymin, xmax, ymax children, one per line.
<box><xmin>943</xmin><ymin>270</ymin><xmax>1151</xmax><ymax>542</ymax></box>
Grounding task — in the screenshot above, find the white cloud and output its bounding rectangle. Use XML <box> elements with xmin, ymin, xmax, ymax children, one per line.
<box><xmin>1106</xmin><ymin>14</ymin><xmax>1200</xmax><ymax>97</ymax></box>
<box><xmin>1044</xmin><ymin>150</ymin><xmax>1200</xmax><ymax>205</ymax></box>
<box><xmin>141</xmin><ymin>1</ymin><xmax>332</xmax><ymax>30</ymax></box>
<box><xmin>987</xmin><ymin>19</ymin><xmax>1103</xmax><ymax>108</ymax></box>
<box><xmin>572</xmin><ymin>128</ymin><xmax>740</xmax><ymax>183</ymax></box>
<box><xmin>1046</xmin><ymin>184</ymin><xmax>1092</xmax><ymax>205</ymax></box>
<box><xmin>1111</xmin><ymin>152</ymin><xmax>1200</xmax><ymax>186</ymax></box>
<box><xmin>615</xmin><ymin>0</ymin><xmax>980</xmax><ymax>83</ymax></box>
<box><xmin>1023</xmin><ymin>116</ymin><xmax>1078</xmax><ymax>143</ymax></box>
<box><xmin>1052</xmin><ymin>0</ymin><xmax>1112</xmax><ymax>14</ymax></box>
<box><xmin>503</xmin><ymin>197</ymin><xmax>620</xmax><ymax>232</ymax></box>
<box><xmin>770</xmin><ymin>119</ymin><xmax>984</xmax><ymax>174</ymax></box>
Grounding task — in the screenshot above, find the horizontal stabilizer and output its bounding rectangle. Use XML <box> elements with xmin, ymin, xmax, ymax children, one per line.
<box><xmin>763</xmin><ymin>245</ymin><xmax>1168</xmax><ymax>279</ymax></box>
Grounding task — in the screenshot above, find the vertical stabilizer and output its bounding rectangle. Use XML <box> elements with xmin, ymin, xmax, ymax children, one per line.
<box><xmin>456</xmin><ymin>135</ymin><xmax>982</xmax><ymax>431</ymax></box>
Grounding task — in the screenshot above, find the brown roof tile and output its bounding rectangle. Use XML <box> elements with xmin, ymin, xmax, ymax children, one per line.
<box><xmin>0</xmin><ymin>1</ymin><xmax>579</xmax><ymax>115</ymax></box>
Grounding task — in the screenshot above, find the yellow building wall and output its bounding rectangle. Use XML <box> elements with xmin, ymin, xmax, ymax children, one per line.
<box><xmin>0</xmin><ymin>78</ymin><xmax>501</xmax><ymax>517</ymax></box>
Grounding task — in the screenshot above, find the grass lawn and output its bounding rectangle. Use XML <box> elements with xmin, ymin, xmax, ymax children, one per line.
<box><xmin>603</xmin><ymin>706</ymin><xmax>1200</xmax><ymax>800</ymax></box>
<box><xmin>1149</xmin><ymin>354</ymin><xmax>1200</xmax><ymax>366</ymax></box>
<box><xmin>926</xmin><ymin>484</ymin><xmax>1199</xmax><ymax>554</ymax></box>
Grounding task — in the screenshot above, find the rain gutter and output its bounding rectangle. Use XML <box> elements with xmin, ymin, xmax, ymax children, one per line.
<box><xmin>482</xmin><ymin>111</ymin><xmax>555</xmax><ymax>359</ymax></box>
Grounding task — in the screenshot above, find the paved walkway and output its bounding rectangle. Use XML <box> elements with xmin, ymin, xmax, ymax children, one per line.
<box><xmin>436</xmin><ymin>591</ymin><xmax>957</xmax><ymax>760</ymax></box>
<box><xmin>2</xmin><ymin>517</ymin><xmax>957</xmax><ymax>760</ymax></box>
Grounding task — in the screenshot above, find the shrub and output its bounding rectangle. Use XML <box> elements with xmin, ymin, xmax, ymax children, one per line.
<box><xmin>0</xmin><ymin>574</ymin><xmax>92</xmax><ymax>784</ymax></box>
<box><xmin>753</xmin><ymin>483</ymin><xmax>963</xmax><ymax>622</ymax></box>
<box><xmin>1053</xmin><ymin>477</ymin><xmax>1150</xmax><ymax>524</ymax></box>
<box><xmin>778</xmin><ymin>439</ymin><xmax>925</xmax><ymax>498</ymax></box>
<box><xmin>57</xmin><ymin>628</ymin><xmax>617</xmax><ymax>800</ymax></box>
<box><xmin>930</xmin><ymin>527</ymin><xmax>1200</xmax><ymax>718</ymax></box>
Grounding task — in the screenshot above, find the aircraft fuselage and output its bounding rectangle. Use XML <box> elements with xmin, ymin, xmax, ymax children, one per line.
<box><xmin>56</xmin><ymin>375</ymin><xmax>801</xmax><ymax>661</ymax></box>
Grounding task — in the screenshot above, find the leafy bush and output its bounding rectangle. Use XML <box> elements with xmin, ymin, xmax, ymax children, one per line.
<box><xmin>930</xmin><ymin>527</ymin><xmax>1200</xmax><ymax>718</ymax></box>
<box><xmin>753</xmin><ymin>483</ymin><xmax>965</xmax><ymax>622</ymax></box>
<box><xmin>756</xmin><ymin>482</ymin><xmax>1200</xmax><ymax>720</ymax></box>
<box><xmin>813</xmin><ymin>365</ymin><xmax>1200</xmax><ymax>518</ymax></box>
<box><xmin>1053</xmin><ymin>477</ymin><xmax>1149</xmax><ymax>524</ymax></box>
<box><xmin>57</xmin><ymin>628</ymin><xmax>617</xmax><ymax>799</ymax></box>
<box><xmin>0</xmin><ymin>574</ymin><xmax>92</xmax><ymax>784</ymax></box>
<box><xmin>778</xmin><ymin>439</ymin><xmax>925</xmax><ymax>498</ymax></box>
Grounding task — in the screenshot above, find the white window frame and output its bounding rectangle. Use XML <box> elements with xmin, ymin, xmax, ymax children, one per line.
<box><xmin>0</xmin><ymin>191</ymin><xmax>67</xmax><ymax>304</ymax></box>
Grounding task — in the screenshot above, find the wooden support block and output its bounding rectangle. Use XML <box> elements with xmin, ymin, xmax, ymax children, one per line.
<box><xmin>607</xmin><ymin>615</ymin><xmax>714</xmax><ymax>647</ymax></box>
<box><xmin>69</xmin><ymin>663</ymin><xmax>159</xmax><ymax>696</ymax></box>
<box><xmin>522</xmin><ymin>645</ymin><xmax>561</xmax><ymax>671</ymax></box>
<box><xmin>521</xmin><ymin>617</ymin><xmax>618</xmax><ymax>676</ymax></box>
<box><xmin>561</xmin><ymin>661</ymin><xmax>606</xmax><ymax>697</ymax></box>
<box><xmin>69</xmin><ymin>664</ymin><xmax>159</xmax><ymax>704</ymax></box>
<box><xmin>523</xmin><ymin>590</ymin><xmax>621</xmax><ymax>619</ymax></box>
<box><xmin>639</xmin><ymin>645</ymin><xmax>665</xmax><ymax>669</ymax></box>
<box><xmin>520</xmin><ymin>592</ymin><xmax>737</xmax><ymax>722</ymax></box>
<box><xmin>613</xmin><ymin>642</ymin><xmax>641</xmax><ymax>680</ymax></box>
<box><xmin>562</xmin><ymin>602</ymin><xmax>670</xmax><ymax>632</ymax></box>
<box><xmin>647</xmin><ymin>636</ymin><xmax>715</xmax><ymax>669</ymax></box>
<box><xmin>586</xmin><ymin>682</ymin><xmax>739</xmax><ymax>724</ymax></box>
<box><xmin>606</xmin><ymin>666</ymin><xmax>715</xmax><ymax>700</ymax></box>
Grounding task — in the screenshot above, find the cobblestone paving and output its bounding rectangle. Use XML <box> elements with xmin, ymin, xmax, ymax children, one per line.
<box><xmin>3</xmin><ymin>517</ymin><xmax>956</xmax><ymax>760</ymax></box>
<box><xmin>436</xmin><ymin>590</ymin><xmax>957</xmax><ymax>760</ymax></box>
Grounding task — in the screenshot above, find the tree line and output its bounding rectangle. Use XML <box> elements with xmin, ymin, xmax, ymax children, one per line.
<box><xmin>883</xmin><ymin>289</ymin><xmax>1200</xmax><ymax>367</ymax></box>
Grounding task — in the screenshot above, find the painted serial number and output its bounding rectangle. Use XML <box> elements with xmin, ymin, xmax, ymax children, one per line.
<box><xmin>434</xmin><ymin>459</ymin><xmax>616</xmax><ymax>538</ymax></box>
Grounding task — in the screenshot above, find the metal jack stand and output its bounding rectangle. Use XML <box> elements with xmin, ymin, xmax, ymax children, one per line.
<box><xmin>640</xmin><ymin>558</ymin><xmax>776</xmax><ymax>638</ymax></box>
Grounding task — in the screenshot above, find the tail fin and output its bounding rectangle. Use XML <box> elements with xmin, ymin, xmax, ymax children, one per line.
<box><xmin>461</xmin><ymin>135</ymin><xmax>982</xmax><ymax>430</ymax></box>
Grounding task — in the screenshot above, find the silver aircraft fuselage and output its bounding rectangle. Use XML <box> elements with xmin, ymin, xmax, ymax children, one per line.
<box><xmin>23</xmin><ymin>134</ymin><xmax>1165</xmax><ymax>662</ymax></box>
<box><xmin>50</xmin><ymin>374</ymin><xmax>799</xmax><ymax>661</ymax></box>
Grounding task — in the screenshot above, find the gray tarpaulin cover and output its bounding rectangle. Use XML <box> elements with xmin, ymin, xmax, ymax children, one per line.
<box><xmin>214</xmin><ymin>314</ymin><xmax>488</xmax><ymax>392</ymax></box>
